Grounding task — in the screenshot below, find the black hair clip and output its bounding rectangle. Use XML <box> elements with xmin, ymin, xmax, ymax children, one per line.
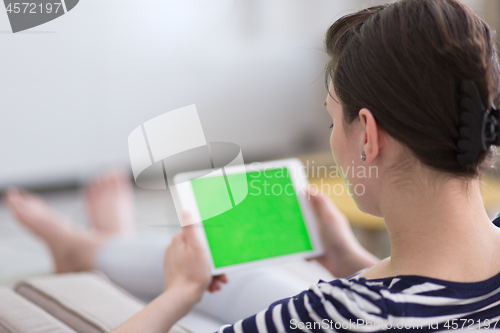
<box><xmin>457</xmin><ymin>80</ymin><xmax>500</xmax><ymax>167</ymax></box>
<box><xmin>482</xmin><ymin>106</ymin><xmax>500</xmax><ymax>148</ymax></box>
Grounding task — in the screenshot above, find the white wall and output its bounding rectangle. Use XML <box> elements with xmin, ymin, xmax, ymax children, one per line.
<box><xmin>0</xmin><ymin>0</ymin><xmax>492</xmax><ymax>188</ymax></box>
<box><xmin>0</xmin><ymin>0</ymin><xmax>370</xmax><ymax>188</ymax></box>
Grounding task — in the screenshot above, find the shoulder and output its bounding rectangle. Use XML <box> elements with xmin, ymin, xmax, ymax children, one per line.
<box><xmin>305</xmin><ymin>273</ymin><xmax>460</xmax><ymax>318</ymax></box>
<box><xmin>282</xmin><ymin>276</ymin><xmax>395</xmax><ymax>321</ymax></box>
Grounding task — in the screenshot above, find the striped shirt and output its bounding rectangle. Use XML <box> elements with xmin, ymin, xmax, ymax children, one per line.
<box><xmin>216</xmin><ymin>217</ymin><xmax>500</xmax><ymax>332</ymax></box>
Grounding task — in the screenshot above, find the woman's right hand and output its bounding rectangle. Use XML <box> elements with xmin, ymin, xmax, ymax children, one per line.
<box><xmin>163</xmin><ymin>212</ymin><xmax>228</xmax><ymax>305</ymax></box>
<box><xmin>307</xmin><ymin>189</ymin><xmax>379</xmax><ymax>278</ymax></box>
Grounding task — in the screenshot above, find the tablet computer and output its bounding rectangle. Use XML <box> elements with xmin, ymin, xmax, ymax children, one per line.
<box><xmin>172</xmin><ymin>158</ymin><xmax>324</xmax><ymax>274</ymax></box>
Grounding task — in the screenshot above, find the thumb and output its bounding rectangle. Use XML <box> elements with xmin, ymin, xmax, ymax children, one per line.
<box><xmin>308</xmin><ymin>189</ymin><xmax>338</xmax><ymax>221</ymax></box>
<box><xmin>182</xmin><ymin>224</ymin><xmax>199</xmax><ymax>242</ymax></box>
<box><xmin>181</xmin><ymin>210</ymin><xmax>194</xmax><ymax>226</ymax></box>
<box><xmin>181</xmin><ymin>211</ymin><xmax>202</xmax><ymax>247</ymax></box>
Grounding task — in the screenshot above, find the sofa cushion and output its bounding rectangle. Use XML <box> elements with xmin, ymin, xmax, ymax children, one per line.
<box><xmin>0</xmin><ymin>287</ymin><xmax>76</xmax><ymax>333</ymax></box>
<box><xmin>15</xmin><ymin>273</ymin><xmax>189</xmax><ymax>333</ymax></box>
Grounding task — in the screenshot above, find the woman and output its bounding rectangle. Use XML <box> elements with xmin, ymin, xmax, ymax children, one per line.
<box><xmin>5</xmin><ymin>0</ymin><xmax>500</xmax><ymax>331</ymax></box>
<box><xmin>112</xmin><ymin>0</ymin><xmax>500</xmax><ymax>331</ymax></box>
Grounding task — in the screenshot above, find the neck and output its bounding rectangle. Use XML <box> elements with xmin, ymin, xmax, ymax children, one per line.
<box><xmin>378</xmin><ymin>170</ymin><xmax>500</xmax><ymax>281</ymax></box>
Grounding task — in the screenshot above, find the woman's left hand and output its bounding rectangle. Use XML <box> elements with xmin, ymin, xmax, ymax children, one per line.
<box><xmin>163</xmin><ymin>211</ymin><xmax>228</xmax><ymax>306</ymax></box>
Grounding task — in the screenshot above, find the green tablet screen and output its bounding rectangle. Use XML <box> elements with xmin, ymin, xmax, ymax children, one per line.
<box><xmin>191</xmin><ymin>167</ymin><xmax>313</xmax><ymax>268</ymax></box>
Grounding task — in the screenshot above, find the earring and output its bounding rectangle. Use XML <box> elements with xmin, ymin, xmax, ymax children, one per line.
<box><xmin>361</xmin><ymin>151</ymin><xmax>366</xmax><ymax>161</ymax></box>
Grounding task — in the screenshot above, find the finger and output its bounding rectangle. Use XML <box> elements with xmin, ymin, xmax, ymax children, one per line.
<box><xmin>208</xmin><ymin>284</ymin><xmax>220</xmax><ymax>293</ymax></box>
<box><xmin>306</xmin><ymin>188</ymin><xmax>321</xmax><ymax>210</ymax></box>
<box><xmin>182</xmin><ymin>226</ymin><xmax>202</xmax><ymax>252</ymax></box>
<box><xmin>182</xmin><ymin>224</ymin><xmax>198</xmax><ymax>241</ymax></box>
<box><xmin>307</xmin><ymin>188</ymin><xmax>334</xmax><ymax>213</ymax></box>
<box><xmin>208</xmin><ymin>281</ymin><xmax>220</xmax><ymax>292</ymax></box>
<box><xmin>182</xmin><ymin>213</ymin><xmax>203</xmax><ymax>248</ymax></box>
<box><xmin>211</xmin><ymin>281</ymin><xmax>221</xmax><ymax>290</ymax></box>
<box><xmin>214</xmin><ymin>274</ymin><xmax>228</xmax><ymax>284</ymax></box>
<box><xmin>212</xmin><ymin>276</ymin><xmax>225</xmax><ymax>285</ymax></box>
<box><xmin>306</xmin><ymin>254</ymin><xmax>325</xmax><ymax>262</ymax></box>
<box><xmin>312</xmin><ymin>193</ymin><xmax>343</xmax><ymax>218</ymax></box>
<box><xmin>308</xmin><ymin>191</ymin><xmax>329</xmax><ymax>213</ymax></box>
<box><xmin>181</xmin><ymin>211</ymin><xmax>196</xmax><ymax>236</ymax></box>
<box><xmin>180</xmin><ymin>210</ymin><xmax>194</xmax><ymax>225</ymax></box>
<box><xmin>307</xmin><ymin>188</ymin><xmax>328</xmax><ymax>202</ymax></box>
<box><xmin>166</xmin><ymin>233</ymin><xmax>183</xmax><ymax>259</ymax></box>
<box><xmin>306</xmin><ymin>186</ymin><xmax>320</xmax><ymax>198</ymax></box>
<box><xmin>170</xmin><ymin>232</ymin><xmax>184</xmax><ymax>247</ymax></box>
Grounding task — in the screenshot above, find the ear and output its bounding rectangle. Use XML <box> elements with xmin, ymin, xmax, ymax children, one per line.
<box><xmin>359</xmin><ymin>108</ymin><xmax>382</xmax><ymax>162</ymax></box>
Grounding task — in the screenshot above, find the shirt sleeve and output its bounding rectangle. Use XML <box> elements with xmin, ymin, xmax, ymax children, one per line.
<box><xmin>214</xmin><ymin>278</ymin><xmax>389</xmax><ymax>333</ymax></box>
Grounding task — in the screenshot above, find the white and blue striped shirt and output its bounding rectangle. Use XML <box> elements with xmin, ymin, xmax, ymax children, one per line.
<box><xmin>216</xmin><ymin>217</ymin><xmax>500</xmax><ymax>332</ymax></box>
<box><xmin>217</xmin><ymin>272</ymin><xmax>500</xmax><ymax>332</ymax></box>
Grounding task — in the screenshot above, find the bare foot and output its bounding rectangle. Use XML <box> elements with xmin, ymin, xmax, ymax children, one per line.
<box><xmin>4</xmin><ymin>189</ymin><xmax>106</xmax><ymax>273</ymax></box>
<box><xmin>85</xmin><ymin>170</ymin><xmax>135</xmax><ymax>237</ymax></box>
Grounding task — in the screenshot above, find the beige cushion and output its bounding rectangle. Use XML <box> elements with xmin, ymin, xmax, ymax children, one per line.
<box><xmin>0</xmin><ymin>287</ymin><xmax>76</xmax><ymax>333</ymax></box>
<box><xmin>15</xmin><ymin>273</ymin><xmax>190</xmax><ymax>333</ymax></box>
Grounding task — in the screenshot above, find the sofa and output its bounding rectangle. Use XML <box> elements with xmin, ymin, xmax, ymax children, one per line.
<box><xmin>0</xmin><ymin>272</ymin><xmax>190</xmax><ymax>333</ymax></box>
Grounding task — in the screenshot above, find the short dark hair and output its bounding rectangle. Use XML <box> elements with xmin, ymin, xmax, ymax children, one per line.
<box><xmin>325</xmin><ymin>0</ymin><xmax>500</xmax><ymax>176</ymax></box>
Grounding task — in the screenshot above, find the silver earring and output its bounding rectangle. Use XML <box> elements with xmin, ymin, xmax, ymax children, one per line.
<box><xmin>361</xmin><ymin>151</ymin><xmax>366</xmax><ymax>161</ymax></box>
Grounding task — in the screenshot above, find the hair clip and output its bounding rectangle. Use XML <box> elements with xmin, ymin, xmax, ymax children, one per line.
<box><xmin>457</xmin><ymin>80</ymin><xmax>499</xmax><ymax>167</ymax></box>
<box><xmin>482</xmin><ymin>107</ymin><xmax>500</xmax><ymax>148</ymax></box>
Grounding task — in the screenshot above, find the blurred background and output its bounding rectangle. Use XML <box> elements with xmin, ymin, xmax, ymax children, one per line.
<box><xmin>1</xmin><ymin>0</ymin><xmax>500</xmax><ymax>295</ymax></box>
<box><xmin>0</xmin><ymin>0</ymin><xmax>494</xmax><ymax>191</ymax></box>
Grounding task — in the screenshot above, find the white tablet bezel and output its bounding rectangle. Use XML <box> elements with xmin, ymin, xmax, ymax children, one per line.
<box><xmin>172</xmin><ymin>158</ymin><xmax>324</xmax><ymax>275</ymax></box>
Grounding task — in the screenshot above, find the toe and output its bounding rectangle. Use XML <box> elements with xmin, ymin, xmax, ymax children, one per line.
<box><xmin>4</xmin><ymin>188</ymin><xmax>24</xmax><ymax>209</ymax></box>
<box><xmin>19</xmin><ymin>189</ymin><xmax>38</xmax><ymax>201</ymax></box>
<box><xmin>86</xmin><ymin>183</ymin><xmax>96</xmax><ymax>199</ymax></box>
<box><xmin>117</xmin><ymin>171</ymin><xmax>132</xmax><ymax>190</ymax></box>
<box><xmin>4</xmin><ymin>188</ymin><xmax>18</xmax><ymax>202</ymax></box>
<box><xmin>109</xmin><ymin>173</ymin><xmax>120</xmax><ymax>191</ymax></box>
<box><xmin>104</xmin><ymin>173</ymin><xmax>115</xmax><ymax>190</ymax></box>
<box><xmin>116</xmin><ymin>170</ymin><xmax>130</xmax><ymax>184</ymax></box>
